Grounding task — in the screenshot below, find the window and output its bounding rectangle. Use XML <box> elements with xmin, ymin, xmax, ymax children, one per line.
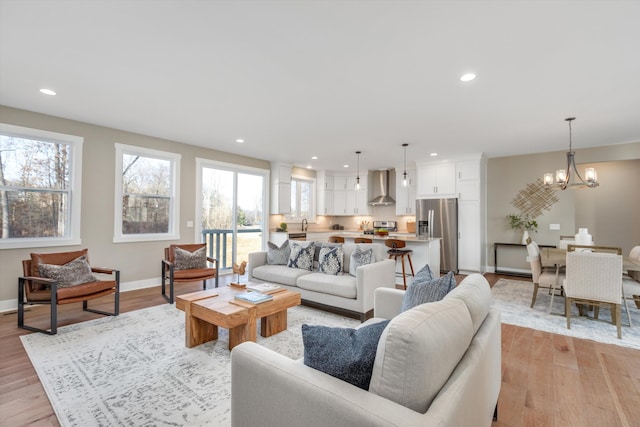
<box><xmin>114</xmin><ymin>144</ymin><xmax>180</xmax><ymax>242</ymax></box>
<box><xmin>0</xmin><ymin>123</ymin><xmax>83</xmax><ymax>249</ymax></box>
<box><xmin>286</xmin><ymin>176</ymin><xmax>316</xmax><ymax>222</ymax></box>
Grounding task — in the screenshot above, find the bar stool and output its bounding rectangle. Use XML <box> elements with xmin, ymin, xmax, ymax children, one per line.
<box><xmin>354</xmin><ymin>237</ymin><xmax>373</xmax><ymax>243</ymax></box>
<box><xmin>385</xmin><ymin>239</ymin><xmax>415</xmax><ymax>289</ymax></box>
<box><xmin>328</xmin><ymin>236</ymin><xmax>345</xmax><ymax>243</ymax></box>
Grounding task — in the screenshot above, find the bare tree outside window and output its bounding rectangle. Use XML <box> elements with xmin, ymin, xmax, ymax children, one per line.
<box><xmin>0</xmin><ymin>135</ymin><xmax>70</xmax><ymax>239</ymax></box>
<box><xmin>121</xmin><ymin>154</ymin><xmax>170</xmax><ymax>234</ymax></box>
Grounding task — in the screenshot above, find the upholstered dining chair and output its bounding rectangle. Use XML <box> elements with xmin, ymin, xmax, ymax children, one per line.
<box><xmin>564</xmin><ymin>250</ymin><xmax>625</xmax><ymax>338</ymax></box>
<box><xmin>18</xmin><ymin>248</ymin><xmax>120</xmax><ymax>335</ymax></box>
<box><xmin>161</xmin><ymin>243</ymin><xmax>218</xmax><ymax>304</ymax></box>
<box><xmin>526</xmin><ymin>238</ymin><xmax>565</xmax><ymax>309</ymax></box>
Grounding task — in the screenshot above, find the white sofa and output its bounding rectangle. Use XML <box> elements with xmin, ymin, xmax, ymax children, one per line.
<box><xmin>248</xmin><ymin>242</ymin><xmax>396</xmax><ymax>321</ymax></box>
<box><xmin>231</xmin><ymin>273</ymin><xmax>501</xmax><ymax>427</ymax></box>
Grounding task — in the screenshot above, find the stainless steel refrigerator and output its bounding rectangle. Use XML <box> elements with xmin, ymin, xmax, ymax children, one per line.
<box><xmin>416</xmin><ymin>198</ymin><xmax>458</xmax><ymax>274</ymax></box>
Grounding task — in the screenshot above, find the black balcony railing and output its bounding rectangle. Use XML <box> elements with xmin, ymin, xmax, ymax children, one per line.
<box><xmin>202</xmin><ymin>228</ymin><xmax>263</xmax><ymax>271</ymax></box>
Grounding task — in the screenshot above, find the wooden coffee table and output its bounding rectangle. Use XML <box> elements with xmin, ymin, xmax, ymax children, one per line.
<box><xmin>175</xmin><ymin>285</ymin><xmax>301</xmax><ymax>350</ymax></box>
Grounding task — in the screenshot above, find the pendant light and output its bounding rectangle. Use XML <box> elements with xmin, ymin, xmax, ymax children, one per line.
<box><xmin>402</xmin><ymin>143</ymin><xmax>409</xmax><ymax>187</ymax></box>
<box><xmin>355</xmin><ymin>151</ymin><xmax>361</xmax><ymax>190</ymax></box>
<box><xmin>543</xmin><ymin>117</ymin><xmax>598</xmax><ymax>190</ymax></box>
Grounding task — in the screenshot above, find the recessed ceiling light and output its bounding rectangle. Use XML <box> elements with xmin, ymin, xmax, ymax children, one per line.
<box><xmin>311</xmin><ymin>156</ymin><xmax>318</xmax><ymax>160</ymax></box>
<box><xmin>460</xmin><ymin>73</ymin><xmax>476</xmax><ymax>82</ymax></box>
<box><xmin>343</xmin><ymin>164</ymin><xmax>349</xmax><ymax>168</ymax></box>
<box><xmin>40</xmin><ymin>88</ymin><xmax>56</xmax><ymax>96</ymax></box>
<box><xmin>430</xmin><ymin>152</ymin><xmax>438</xmax><ymax>157</ymax></box>
<box><xmin>236</xmin><ymin>138</ymin><xmax>244</xmax><ymax>143</ymax></box>
<box><xmin>306</xmin><ymin>165</ymin><xmax>312</xmax><ymax>169</ymax></box>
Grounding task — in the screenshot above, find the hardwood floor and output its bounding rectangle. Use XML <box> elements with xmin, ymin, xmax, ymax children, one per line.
<box><xmin>1</xmin><ymin>274</ymin><xmax>638</xmax><ymax>426</ymax></box>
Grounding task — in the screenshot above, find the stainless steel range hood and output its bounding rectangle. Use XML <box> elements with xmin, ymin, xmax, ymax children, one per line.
<box><xmin>368</xmin><ymin>170</ymin><xmax>396</xmax><ymax>205</ymax></box>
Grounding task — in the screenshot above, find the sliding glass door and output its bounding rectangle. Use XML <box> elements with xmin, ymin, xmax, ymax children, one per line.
<box><xmin>196</xmin><ymin>159</ymin><xmax>267</xmax><ymax>273</ymax></box>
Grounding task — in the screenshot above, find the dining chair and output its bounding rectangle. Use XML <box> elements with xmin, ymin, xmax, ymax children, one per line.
<box><xmin>526</xmin><ymin>238</ymin><xmax>565</xmax><ymax>309</ymax></box>
<box><xmin>564</xmin><ymin>250</ymin><xmax>625</xmax><ymax>338</ymax></box>
<box><xmin>623</xmin><ymin>246</ymin><xmax>640</xmax><ymax>309</ymax></box>
<box><xmin>567</xmin><ymin>244</ymin><xmax>633</xmax><ymax>326</ymax></box>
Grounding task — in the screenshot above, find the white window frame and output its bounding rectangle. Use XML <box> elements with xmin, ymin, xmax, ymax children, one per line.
<box><xmin>195</xmin><ymin>158</ymin><xmax>269</xmax><ymax>244</ymax></box>
<box><xmin>0</xmin><ymin>123</ymin><xmax>83</xmax><ymax>250</ymax></box>
<box><xmin>286</xmin><ymin>175</ymin><xmax>316</xmax><ymax>223</ymax></box>
<box><xmin>113</xmin><ymin>143</ymin><xmax>180</xmax><ymax>243</ymax></box>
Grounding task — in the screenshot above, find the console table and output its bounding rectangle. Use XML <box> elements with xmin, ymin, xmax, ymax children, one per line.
<box><xmin>494</xmin><ymin>242</ymin><xmax>556</xmax><ymax>277</ymax></box>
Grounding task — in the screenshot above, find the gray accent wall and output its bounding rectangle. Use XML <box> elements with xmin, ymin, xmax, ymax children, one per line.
<box><xmin>487</xmin><ymin>142</ymin><xmax>640</xmax><ymax>271</ymax></box>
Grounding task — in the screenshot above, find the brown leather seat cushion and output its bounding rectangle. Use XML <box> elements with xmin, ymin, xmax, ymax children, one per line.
<box><xmin>172</xmin><ymin>268</ymin><xmax>217</xmax><ymax>281</ymax></box>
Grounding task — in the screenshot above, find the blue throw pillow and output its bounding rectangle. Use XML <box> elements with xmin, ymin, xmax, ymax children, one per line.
<box><xmin>318</xmin><ymin>246</ymin><xmax>344</xmax><ymax>275</ymax></box>
<box><xmin>400</xmin><ymin>270</ymin><xmax>457</xmax><ymax>312</ymax></box>
<box><xmin>349</xmin><ymin>246</ymin><xmax>373</xmax><ymax>276</ymax></box>
<box><xmin>302</xmin><ymin>320</ymin><xmax>390</xmax><ymax>390</ymax></box>
<box><xmin>412</xmin><ymin>263</ymin><xmax>434</xmax><ymax>283</ymax></box>
<box><xmin>287</xmin><ymin>242</ymin><xmax>315</xmax><ymax>270</ymax></box>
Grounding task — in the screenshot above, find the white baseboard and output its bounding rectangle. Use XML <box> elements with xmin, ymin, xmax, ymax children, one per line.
<box><xmin>1</xmin><ymin>277</ymin><xmax>163</xmax><ymax>313</ymax></box>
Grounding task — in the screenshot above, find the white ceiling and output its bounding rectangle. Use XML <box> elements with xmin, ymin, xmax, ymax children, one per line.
<box><xmin>1</xmin><ymin>1</ymin><xmax>639</xmax><ymax>172</ymax></box>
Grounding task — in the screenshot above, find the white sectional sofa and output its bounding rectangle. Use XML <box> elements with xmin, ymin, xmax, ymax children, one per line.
<box><xmin>231</xmin><ymin>273</ymin><xmax>501</xmax><ymax>426</ymax></box>
<box><xmin>248</xmin><ymin>242</ymin><xmax>396</xmax><ymax>321</ymax></box>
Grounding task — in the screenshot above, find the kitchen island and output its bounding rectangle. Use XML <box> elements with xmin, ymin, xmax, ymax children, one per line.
<box><xmin>332</xmin><ymin>233</ymin><xmax>441</xmax><ymax>281</ymax></box>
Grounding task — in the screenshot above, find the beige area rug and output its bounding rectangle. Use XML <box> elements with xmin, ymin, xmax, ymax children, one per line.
<box><xmin>20</xmin><ymin>304</ymin><xmax>360</xmax><ymax>426</ymax></box>
<box><xmin>492</xmin><ymin>278</ymin><xmax>640</xmax><ymax>350</ymax></box>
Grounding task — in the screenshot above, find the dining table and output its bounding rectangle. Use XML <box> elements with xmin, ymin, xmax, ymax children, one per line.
<box><xmin>540</xmin><ymin>247</ymin><xmax>640</xmax><ymax>313</ymax></box>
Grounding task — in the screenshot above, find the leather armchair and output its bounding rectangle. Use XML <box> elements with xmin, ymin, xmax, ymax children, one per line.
<box><xmin>18</xmin><ymin>248</ymin><xmax>120</xmax><ymax>335</ymax></box>
<box><xmin>161</xmin><ymin>243</ymin><xmax>218</xmax><ymax>303</ymax></box>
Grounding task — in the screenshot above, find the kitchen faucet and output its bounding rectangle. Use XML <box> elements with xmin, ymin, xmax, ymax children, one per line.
<box><xmin>301</xmin><ymin>219</ymin><xmax>308</xmax><ymax>232</ymax></box>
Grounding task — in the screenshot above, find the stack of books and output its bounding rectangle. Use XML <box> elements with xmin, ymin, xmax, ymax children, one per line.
<box><xmin>247</xmin><ymin>283</ymin><xmax>281</xmax><ymax>293</ymax></box>
<box><xmin>234</xmin><ymin>292</ymin><xmax>273</xmax><ymax>304</ymax></box>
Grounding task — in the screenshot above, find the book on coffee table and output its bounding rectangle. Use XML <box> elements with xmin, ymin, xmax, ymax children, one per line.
<box><xmin>234</xmin><ymin>292</ymin><xmax>273</xmax><ymax>304</ymax></box>
<box><xmin>246</xmin><ymin>283</ymin><xmax>281</xmax><ymax>293</ymax></box>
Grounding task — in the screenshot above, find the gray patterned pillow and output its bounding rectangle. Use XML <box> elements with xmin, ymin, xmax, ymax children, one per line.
<box><xmin>288</xmin><ymin>242</ymin><xmax>315</xmax><ymax>270</ymax></box>
<box><xmin>174</xmin><ymin>246</ymin><xmax>207</xmax><ymax>270</ymax></box>
<box><xmin>38</xmin><ymin>255</ymin><xmax>97</xmax><ymax>288</ymax></box>
<box><xmin>319</xmin><ymin>246</ymin><xmax>344</xmax><ymax>275</ymax></box>
<box><xmin>400</xmin><ymin>271</ymin><xmax>456</xmax><ymax>312</ymax></box>
<box><xmin>349</xmin><ymin>246</ymin><xmax>374</xmax><ymax>276</ymax></box>
<box><xmin>302</xmin><ymin>320</ymin><xmax>390</xmax><ymax>390</ymax></box>
<box><xmin>267</xmin><ymin>240</ymin><xmax>290</xmax><ymax>265</ymax></box>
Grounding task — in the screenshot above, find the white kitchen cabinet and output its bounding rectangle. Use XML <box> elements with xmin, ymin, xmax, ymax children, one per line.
<box><xmin>396</xmin><ymin>169</ymin><xmax>417</xmax><ymax>215</ymax></box>
<box><xmin>316</xmin><ymin>171</ymin><xmax>334</xmax><ymax>215</ymax></box>
<box><xmin>270</xmin><ymin>163</ymin><xmax>291</xmax><ymax>214</ymax></box>
<box><xmin>458</xmin><ymin>200</ymin><xmax>481</xmax><ymax>272</ymax></box>
<box><xmin>416</xmin><ymin>162</ymin><xmax>456</xmax><ymax>198</ymax></box>
<box><xmin>331</xmin><ymin>174</ymin><xmax>369</xmax><ymax>215</ymax></box>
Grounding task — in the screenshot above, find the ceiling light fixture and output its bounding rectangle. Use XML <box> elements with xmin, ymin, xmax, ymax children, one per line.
<box><xmin>543</xmin><ymin>117</ymin><xmax>598</xmax><ymax>190</ymax></box>
<box><xmin>355</xmin><ymin>151</ymin><xmax>362</xmax><ymax>190</ymax></box>
<box><xmin>235</xmin><ymin>138</ymin><xmax>244</xmax><ymax>143</ymax></box>
<box><xmin>460</xmin><ymin>73</ymin><xmax>476</xmax><ymax>82</ymax></box>
<box><xmin>430</xmin><ymin>152</ymin><xmax>438</xmax><ymax>157</ymax></box>
<box><xmin>311</xmin><ymin>156</ymin><xmax>318</xmax><ymax>160</ymax></box>
<box><xmin>402</xmin><ymin>143</ymin><xmax>409</xmax><ymax>187</ymax></box>
<box><xmin>40</xmin><ymin>88</ymin><xmax>56</xmax><ymax>96</ymax></box>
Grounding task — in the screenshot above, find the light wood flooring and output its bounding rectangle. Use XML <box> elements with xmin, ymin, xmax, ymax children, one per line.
<box><xmin>1</xmin><ymin>274</ymin><xmax>639</xmax><ymax>426</ymax></box>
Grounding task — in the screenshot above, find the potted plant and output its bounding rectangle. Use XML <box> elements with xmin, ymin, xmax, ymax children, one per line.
<box><xmin>506</xmin><ymin>213</ymin><xmax>538</xmax><ymax>244</ymax></box>
<box><xmin>277</xmin><ymin>222</ymin><xmax>288</xmax><ymax>232</ymax></box>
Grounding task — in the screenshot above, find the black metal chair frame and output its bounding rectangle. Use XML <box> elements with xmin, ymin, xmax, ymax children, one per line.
<box><xmin>18</xmin><ymin>270</ymin><xmax>120</xmax><ymax>335</ymax></box>
<box><xmin>161</xmin><ymin>257</ymin><xmax>218</xmax><ymax>304</ymax></box>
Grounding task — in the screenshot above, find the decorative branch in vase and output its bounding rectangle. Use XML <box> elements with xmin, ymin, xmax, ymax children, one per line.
<box><xmin>506</xmin><ymin>213</ymin><xmax>538</xmax><ymax>244</ymax></box>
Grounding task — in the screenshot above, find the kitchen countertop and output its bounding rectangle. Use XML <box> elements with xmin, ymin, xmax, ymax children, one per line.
<box><xmin>331</xmin><ymin>232</ymin><xmax>439</xmax><ymax>243</ymax></box>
